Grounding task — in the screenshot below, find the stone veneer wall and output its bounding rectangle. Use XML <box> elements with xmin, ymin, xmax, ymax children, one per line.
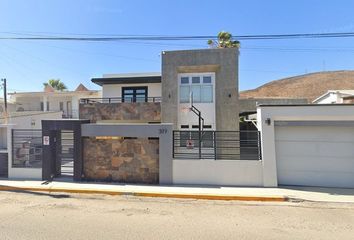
<box><xmin>79</xmin><ymin>102</ymin><xmax>161</xmax><ymax>123</ymax></box>
<box><xmin>83</xmin><ymin>137</ymin><xmax>159</xmax><ymax>184</ymax></box>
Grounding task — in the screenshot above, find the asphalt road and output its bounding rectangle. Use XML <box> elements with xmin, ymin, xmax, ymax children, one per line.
<box><xmin>0</xmin><ymin>191</ymin><xmax>353</xmax><ymax>240</ymax></box>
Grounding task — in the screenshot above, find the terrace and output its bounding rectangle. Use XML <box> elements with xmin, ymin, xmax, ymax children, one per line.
<box><xmin>79</xmin><ymin>96</ymin><xmax>161</xmax><ymax>123</ymax></box>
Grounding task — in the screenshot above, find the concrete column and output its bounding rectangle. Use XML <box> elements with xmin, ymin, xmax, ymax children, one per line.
<box><xmin>257</xmin><ymin>107</ymin><xmax>278</xmax><ymax>187</ymax></box>
<box><xmin>71</xmin><ymin>96</ymin><xmax>79</xmax><ymax>118</ymax></box>
<box><xmin>43</xmin><ymin>96</ymin><xmax>48</xmax><ymax>112</ymax></box>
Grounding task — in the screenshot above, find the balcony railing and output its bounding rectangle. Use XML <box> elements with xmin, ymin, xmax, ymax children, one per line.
<box><xmin>80</xmin><ymin>97</ymin><xmax>162</xmax><ymax>104</ymax></box>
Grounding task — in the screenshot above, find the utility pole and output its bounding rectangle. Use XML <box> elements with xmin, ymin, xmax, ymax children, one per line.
<box><xmin>1</xmin><ymin>78</ymin><xmax>8</xmax><ymax>124</ymax></box>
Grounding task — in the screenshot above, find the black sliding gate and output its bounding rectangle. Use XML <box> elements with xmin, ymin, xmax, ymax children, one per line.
<box><xmin>173</xmin><ymin>130</ymin><xmax>262</xmax><ymax>160</ymax></box>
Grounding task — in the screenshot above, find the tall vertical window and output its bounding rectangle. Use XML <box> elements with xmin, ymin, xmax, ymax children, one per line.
<box><xmin>179</xmin><ymin>74</ymin><xmax>213</xmax><ymax>103</ymax></box>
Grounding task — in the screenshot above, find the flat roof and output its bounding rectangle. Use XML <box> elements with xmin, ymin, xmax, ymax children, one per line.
<box><xmin>92</xmin><ymin>72</ymin><xmax>161</xmax><ymax>86</ymax></box>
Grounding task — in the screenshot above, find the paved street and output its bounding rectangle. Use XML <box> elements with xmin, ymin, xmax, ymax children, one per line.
<box><xmin>0</xmin><ymin>191</ymin><xmax>353</xmax><ymax>240</ymax></box>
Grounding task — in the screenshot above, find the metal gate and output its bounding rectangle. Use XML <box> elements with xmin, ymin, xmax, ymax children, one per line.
<box><xmin>12</xmin><ymin>129</ymin><xmax>43</xmax><ymax>168</ymax></box>
<box><xmin>0</xmin><ymin>153</ymin><xmax>8</xmax><ymax>178</ymax></box>
<box><xmin>56</xmin><ymin>130</ymin><xmax>74</xmax><ymax>178</ymax></box>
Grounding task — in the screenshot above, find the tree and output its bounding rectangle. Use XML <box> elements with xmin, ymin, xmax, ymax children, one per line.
<box><xmin>43</xmin><ymin>79</ymin><xmax>67</xmax><ymax>91</ymax></box>
<box><xmin>208</xmin><ymin>31</ymin><xmax>240</xmax><ymax>48</ymax></box>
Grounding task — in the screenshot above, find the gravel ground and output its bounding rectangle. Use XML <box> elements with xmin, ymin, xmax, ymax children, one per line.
<box><xmin>0</xmin><ymin>191</ymin><xmax>353</xmax><ymax>240</ymax></box>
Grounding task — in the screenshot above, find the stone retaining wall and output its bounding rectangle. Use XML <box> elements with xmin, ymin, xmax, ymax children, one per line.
<box><xmin>79</xmin><ymin>102</ymin><xmax>161</xmax><ymax>123</ymax></box>
<box><xmin>83</xmin><ymin>137</ymin><xmax>159</xmax><ymax>184</ymax></box>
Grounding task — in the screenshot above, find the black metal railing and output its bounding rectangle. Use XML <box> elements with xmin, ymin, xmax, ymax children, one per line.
<box><xmin>80</xmin><ymin>97</ymin><xmax>162</xmax><ymax>104</ymax></box>
<box><xmin>12</xmin><ymin>129</ymin><xmax>43</xmax><ymax>168</ymax></box>
<box><xmin>173</xmin><ymin>130</ymin><xmax>262</xmax><ymax>160</ymax></box>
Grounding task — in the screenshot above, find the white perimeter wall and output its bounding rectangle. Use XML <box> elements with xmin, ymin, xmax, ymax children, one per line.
<box><xmin>173</xmin><ymin>159</ymin><xmax>263</xmax><ymax>186</ymax></box>
<box><xmin>102</xmin><ymin>83</ymin><xmax>161</xmax><ymax>98</ymax></box>
<box><xmin>8</xmin><ymin>168</ymin><xmax>42</xmax><ymax>180</ymax></box>
<box><xmin>6</xmin><ymin>111</ymin><xmax>63</xmax><ymax>129</ymax></box>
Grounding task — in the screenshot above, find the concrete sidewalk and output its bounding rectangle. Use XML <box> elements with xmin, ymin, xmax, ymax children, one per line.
<box><xmin>1</xmin><ymin>179</ymin><xmax>354</xmax><ymax>203</ymax></box>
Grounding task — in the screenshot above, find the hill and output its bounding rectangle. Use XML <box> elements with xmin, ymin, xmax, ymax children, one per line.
<box><xmin>240</xmin><ymin>70</ymin><xmax>354</xmax><ymax>101</ymax></box>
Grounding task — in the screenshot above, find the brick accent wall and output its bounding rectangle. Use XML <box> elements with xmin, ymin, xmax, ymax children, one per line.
<box><xmin>79</xmin><ymin>102</ymin><xmax>161</xmax><ymax>123</ymax></box>
<box><xmin>83</xmin><ymin>137</ymin><xmax>159</xmax><ymax>184</ymax></box>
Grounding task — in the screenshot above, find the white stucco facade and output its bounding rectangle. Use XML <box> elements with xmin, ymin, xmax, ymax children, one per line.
<box><xmin>102</xmin><ymin>83</ymin><xmax>161</xmax><ymax>99</ymax></box>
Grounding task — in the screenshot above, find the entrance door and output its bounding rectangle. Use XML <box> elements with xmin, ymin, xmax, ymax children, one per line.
<box><xmin>55</xmin><ymin>130</ymin><xmax>74</xmax><ymax>178</ymax></box>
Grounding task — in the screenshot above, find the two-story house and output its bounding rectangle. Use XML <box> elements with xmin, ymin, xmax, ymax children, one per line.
<box><xmin>81</xmin><ymin>48</ymin><xmax>239</xmax><ymax>131</ymax></box>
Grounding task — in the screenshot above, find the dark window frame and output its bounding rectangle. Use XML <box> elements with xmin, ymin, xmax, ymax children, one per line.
<box><xmin>122</xmin><ymin>86</ymin><xmax>148</xmax><ymax>102</ymax></box>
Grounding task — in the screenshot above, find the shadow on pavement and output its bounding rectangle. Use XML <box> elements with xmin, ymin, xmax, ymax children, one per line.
<box><xmin>0</xmin><ymin>185</ymin><xmax>71</xmax><ymax>199</ymax></box>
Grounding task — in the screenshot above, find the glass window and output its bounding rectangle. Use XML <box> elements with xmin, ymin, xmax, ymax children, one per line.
<box><xmin>191</xmin><ymin>85</ymin><xmax>201</xmax><ymax>103</ymax></box>
<box><xmin>203</xmin><ymin>76</ymin><xmax>212</xmax><ymax>84</ymax></box>
<box><xmin>123</xmin><ymin>95</ymin><xmax>134</xmax><ymax>102</ymax></box>
<box><xmin>192</xmin><ymin>76</ymin><xmax>200</xmax><ymax>84</ymax></box>
<box><xmin>181</xmin><ymin>77</ymin><xmax>189</xmax><ymax>84</ymax></box>
<box><xmin>136</xmin><ymin>89</ymin><xmax>146</xmax><ymax>94</ymax></box>
<box><xmin>201</xmin><ymin>85</ymin><xmax>213</xmax><ymax>102</ymax></box>
<box><xmin>180</xmin><ymin>85</ymin><xmax>190</xmax><ymax>103</ymax></box>
<box><xmin>122</xmin><ymin>87</ymin><xmax>147</xmax><ymax>102</ymax></box>
<box><xmin>179</xmin><ymin>74</ymin><xmax>214</xmax><ymax>103</ymax></box>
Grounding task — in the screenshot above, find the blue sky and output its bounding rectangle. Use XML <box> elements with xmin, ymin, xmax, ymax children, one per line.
<box><xmin>1</xmin><ymin>0</ymin><xmax>354</xmax><ymax>92</ymax></box>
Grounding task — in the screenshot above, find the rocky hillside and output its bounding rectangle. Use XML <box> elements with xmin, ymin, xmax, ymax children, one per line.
<box><xmin>240</xmin><ymin>70</ymin><xmax>354</xmax><ymax>101</ymax></box>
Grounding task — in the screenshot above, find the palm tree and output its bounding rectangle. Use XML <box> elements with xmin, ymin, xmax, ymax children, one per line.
<box><xmin>208</xmin><ymin>31</ymin><xmax>240</xmax><ymax>48</ymax></box>
<box><xmin>43</xmin><ymin>79</ymin><xmax>67</xmax><ymax>91</ymax></box>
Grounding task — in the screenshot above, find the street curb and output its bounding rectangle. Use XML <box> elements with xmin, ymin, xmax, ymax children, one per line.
<box><xmin>0</xmin><ymin>186</ymin><xmax>288</xmax><ymax>202</ymax></box>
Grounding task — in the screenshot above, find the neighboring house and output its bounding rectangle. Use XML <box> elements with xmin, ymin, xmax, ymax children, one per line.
<box><xmin>0</xmin><ymin>98</ymin><xmax>17</xmax><ymax>113</ymax></box>
<box><xmin>9</xmin><ymin>84</ymin><xmax>101</xmax><ymax>118</ymax></box>
<box><xmin>0</xmin><ymin>111</ymin><xmax>62</xmax><ymax>128</ymax></box>
<box><xmin>312</xmin><ymin>90</ymin><xmax>354</xmax><ymax>104</ymax></box>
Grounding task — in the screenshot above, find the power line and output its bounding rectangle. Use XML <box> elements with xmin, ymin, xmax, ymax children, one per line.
<box><xmin>2</xmin><ymin>32</ymin><xmax>354</xmax><ymax>41</ymax></box>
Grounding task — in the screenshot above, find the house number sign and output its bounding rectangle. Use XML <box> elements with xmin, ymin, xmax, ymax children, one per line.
<box><xmin>159</xmin><ymin>128</ymin><xmax>168</xmax><ymax>135</ymax></box>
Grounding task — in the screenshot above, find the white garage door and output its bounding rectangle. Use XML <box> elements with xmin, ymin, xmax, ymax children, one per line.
<box><xmin>275</xmin><ymin>125</ymin><xmax>354</xmax><ymax>188</ymax></box>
